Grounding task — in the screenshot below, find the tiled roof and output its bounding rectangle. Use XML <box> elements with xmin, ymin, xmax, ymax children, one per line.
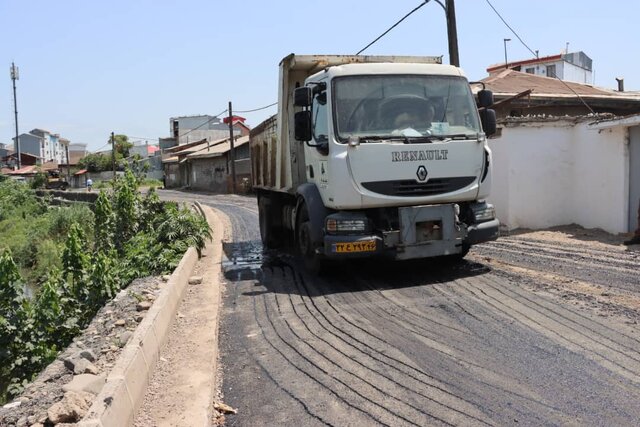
<box><xmin>480</xmin><ymin>70</ymin><xmax>640</xmax><ymax>100</ymax></box>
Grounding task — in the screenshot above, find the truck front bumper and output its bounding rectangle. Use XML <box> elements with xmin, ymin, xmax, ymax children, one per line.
<box><xmin>465</xmin><ymin>218</ymin><xmax>500</xmax><ymax>245</ymax></box>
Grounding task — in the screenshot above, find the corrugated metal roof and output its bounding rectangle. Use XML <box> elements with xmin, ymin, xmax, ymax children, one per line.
<box><xmin>186</xmin><ymin>136</ymin><xmax>250</xmax><ymax>159</ymax></box>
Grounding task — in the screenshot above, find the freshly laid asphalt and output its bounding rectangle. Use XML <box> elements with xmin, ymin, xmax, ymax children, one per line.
<box><xmin>161</xmin><ymin>190</ymin><xmax>640</xmax><ymax>427</ymax></box>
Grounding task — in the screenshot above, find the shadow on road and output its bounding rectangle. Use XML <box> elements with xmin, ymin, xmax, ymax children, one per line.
<box><xmin>222</xmin><ymin>240</ymin><xmax>491</xmax><ymax>296</ymax></box>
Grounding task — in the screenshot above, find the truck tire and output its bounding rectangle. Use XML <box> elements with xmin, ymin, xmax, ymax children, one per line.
<box><xmin>296</xmin><ymin>204</ymin><xmax>326</xmax><ymax>274</ymax></box>
<box><xmin>258</xmin><ymin>196</ymin><xmax>283</xmax><ymax>249</ymax></box>
<box><xmin>444</xmin><ymin>243</ymin><xmax>470</xmax><ymax>263</ymax></box>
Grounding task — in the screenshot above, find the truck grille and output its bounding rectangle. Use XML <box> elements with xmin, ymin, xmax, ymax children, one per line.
<box><xmin>361</xmin><ymin>177</ymin><xmax>476</xmax><ymax>197</ymax></box>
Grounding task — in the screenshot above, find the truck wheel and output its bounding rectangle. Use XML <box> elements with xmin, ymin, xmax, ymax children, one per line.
<box><xmin>296</xmin><ymin>205</ymin><xmax>326</xmax><ymax>274</ymax></box>
<box><xmin>445</xmin><ymin>243</ymin><xmax>470</xmax><ymax>262</ymax></box>
<box><xmin>258</xmin><ymin>197</ymin><xmax>282</xmax><ymax>249</ymax></box>
<box><xmin>298</xmin><ymin>221</ymin><xmax>326</xmax><ymax>274</ymax></box>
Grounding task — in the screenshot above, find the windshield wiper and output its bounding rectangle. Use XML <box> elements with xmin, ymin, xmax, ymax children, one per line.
<box><xmin>438</xmin><ymin>134</ymin><xmax>475</xmax><ymax>140</ymax></box>
<box><xmin>358</xmin><ymin>135</ymin><xmax>409</xmax><ymax>143</ymax></box>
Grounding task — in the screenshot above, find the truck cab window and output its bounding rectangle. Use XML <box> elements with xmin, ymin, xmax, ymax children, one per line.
<box><xmin>312</xmin><ymin>92</ymin><xmax>328</xmax><ymax>143</ymax></box>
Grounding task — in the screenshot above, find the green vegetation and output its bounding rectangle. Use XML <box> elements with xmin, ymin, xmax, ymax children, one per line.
<box><xmin>0</xmin><ymin>171</ymin><xmax>210</xmax><ymax>403</ymax></box>
<box><xmin>78</xmin><ymin>134</ymin><xmax>133</xmax><ymax>172</ymax></box>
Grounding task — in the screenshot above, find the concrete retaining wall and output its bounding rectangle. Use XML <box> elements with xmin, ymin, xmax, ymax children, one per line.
<box><xmin>79</xmin><ymin>247</ymin><xmax>199</xmax><ymax>427</ymax></box>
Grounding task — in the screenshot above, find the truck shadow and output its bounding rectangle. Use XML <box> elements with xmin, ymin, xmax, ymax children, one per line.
<box><xmin>222</xmin><ymin>240</ymin><xmax>491</xmax><ymax>296</ymax></box>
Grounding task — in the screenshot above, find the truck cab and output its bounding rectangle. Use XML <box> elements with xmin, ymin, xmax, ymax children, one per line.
<box><xmin>251</xmin><ymin>55</ymin><xmax>499</xmax><ymax>271</ymax></box>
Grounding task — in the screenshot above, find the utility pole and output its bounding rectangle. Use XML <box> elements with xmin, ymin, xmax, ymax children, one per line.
<box><xmin>227</xmin><ymin>102</ymin><xmax>236</xmax><ymax>194</ymax></box>
<box><xmin>111</xmin><ymin>132</ymin><xmax>116</xmax><ymax>180</ymax></box>
<box><xmin>10</xmin><ymin>63</ymin><xmax>21</xmax><ymax>169</ymax></box>
<box><xmin>65</xmin><ymin>144</ymin><xmax>71</xmax><ymax>182</ymax></box>
<box><xmin>445</xmin><ymin>0</ymin><xmax>460</xmax><ymax>67</ymax></box>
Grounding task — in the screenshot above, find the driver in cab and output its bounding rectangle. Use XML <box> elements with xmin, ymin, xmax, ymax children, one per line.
<box><xmin>383</xmin><ymin>95</ymin><xmax>435</xmax><ymax>137</ymax></box>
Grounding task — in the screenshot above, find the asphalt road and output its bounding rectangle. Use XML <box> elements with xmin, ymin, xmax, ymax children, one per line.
<box><xmin>161</xmin><ymin>190</ymin><xmax>640</xmax><ymax>427</ymax></box>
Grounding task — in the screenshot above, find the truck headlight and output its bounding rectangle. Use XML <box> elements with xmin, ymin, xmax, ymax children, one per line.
<box><xmin>473</xmin><ymin>204</ymin><xmax>496</xmax><ymax>222</ymax></box>
<box><xmin>326</xmin><ymin>217</ymin><xmax>369</xmax><ymax>234</ymax></box>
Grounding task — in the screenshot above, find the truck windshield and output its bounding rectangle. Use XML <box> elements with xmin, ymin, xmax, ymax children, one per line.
<box><xmin>333</xmin><ymin>75</ymin><xmax>481</xmax><ymax>142</ymax></box>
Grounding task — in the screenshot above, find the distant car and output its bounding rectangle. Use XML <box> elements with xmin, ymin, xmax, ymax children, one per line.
<box><xmin>45</xmin><ymin>169</ymin><xmax>69</xmax><ymax>190</ymax></box>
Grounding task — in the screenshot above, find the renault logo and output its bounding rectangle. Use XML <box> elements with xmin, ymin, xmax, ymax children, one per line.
<box><xmin>416</xmin><ymin>165</ymin><xmax>428</xmax><ymax>182</ymax></box>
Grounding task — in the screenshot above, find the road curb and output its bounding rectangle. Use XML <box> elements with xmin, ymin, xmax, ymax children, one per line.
<box><xmin>79</xmin><ymin>235</ymin><xmax>200</xmax><ymax>426</ymax></box>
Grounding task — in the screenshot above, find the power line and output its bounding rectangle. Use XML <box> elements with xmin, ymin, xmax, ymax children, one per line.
<box><xmin>234</xmin><ymin>102</ymin><xmax>277</xmax><ymax>113</ymax></box>
<box><xmin>484</xmin><ymin>0</ymin><xmax>537</xmax><ymax>58</ymax></box>
<box><xmin>356</xmin><ymin>1</ymin><xmax>429</xmax><ymax>55</ymax></box>
<box><xmin>484</xmin><ymin>0</ymin><xmax>595</xmax><ymax>114</ymax></box>
<box><xmin>177</xmin><ymin>108</ymin><xmax>228</xmax><ymax>139</ymax></box>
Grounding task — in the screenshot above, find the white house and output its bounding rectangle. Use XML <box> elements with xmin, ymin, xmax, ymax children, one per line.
<box><xmin>488</xmin><ymin>114</ymin><xmax>640</xmax><ymax>235</ymax></box>
<box><xmin>12</xmin><ymin>128</ymin><xmax>70</xmax><ymax>164</ymax></box>
<box><xmin>487</xmin><ymin>51</ymin><xmax>593</xmax><ymax>85</ymax></box>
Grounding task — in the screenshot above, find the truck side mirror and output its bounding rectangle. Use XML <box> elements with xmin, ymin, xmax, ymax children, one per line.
<box><xmin>480</xmin><ymin>109</ymin><xmax>497</xmax><ymax>136</ymax></box>
<box><xmin>294</xmin><ymin>87</ymin><xmax>313</xmax><ymax>107</ymax></box>
<box><xmin>477</xmin><ymin>89</ymin><xmax>494</xmax><ymax>108</ymax></box>
<box><xmin>294</xmin><ymin>111</ymin><xmax>312</xmax><ymax>141</ymax></box>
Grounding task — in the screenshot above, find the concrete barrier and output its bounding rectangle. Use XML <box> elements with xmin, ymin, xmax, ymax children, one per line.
<box><xmin>79</xmin><ymin>246</ymin><xmax>199</xmax><ymax>427</ymax></box>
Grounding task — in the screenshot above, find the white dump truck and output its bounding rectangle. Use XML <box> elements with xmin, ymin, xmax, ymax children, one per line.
<box><xmin>251</xmin><ymin>54</ymin><xmax>499</xmax><ymax>271</ymax></box>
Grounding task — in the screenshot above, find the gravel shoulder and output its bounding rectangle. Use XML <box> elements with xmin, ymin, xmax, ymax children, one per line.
<box><xmin>134</xmin><ymin>206</ymin><xmax>224</xmax><ymax>427</ymax></box>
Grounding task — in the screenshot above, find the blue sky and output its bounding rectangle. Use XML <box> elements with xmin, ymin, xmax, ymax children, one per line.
<box><xmin>1</xmin><ymin>0</ymin><xmax>638</xmax><ymax>151</ymax></box>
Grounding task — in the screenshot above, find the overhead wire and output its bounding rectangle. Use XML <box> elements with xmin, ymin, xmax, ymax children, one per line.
<box><xmin>484</xmin><ymin>0</ymin><xmax>595</xmax><ymax>114</ymax></box>
<box><xmin>356</xmin><ymin>1</ymin><xmax>430</xmax><ymax>55</ymax></box>
<box><xmin>234</xmin><ymin>102</ymin><xmax>277</xmax><ymax>113</ymax></box>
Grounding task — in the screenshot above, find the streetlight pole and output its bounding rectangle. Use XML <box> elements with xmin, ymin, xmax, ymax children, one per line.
<box><xmin>503</xmin><ymin>38</ymin><xmax>511</xmax><ymax>70</ymax></box>
<box><xmin>10</xmin><ymin>63</ymin><xmax>21</xmax><ymax>169</ymax></box>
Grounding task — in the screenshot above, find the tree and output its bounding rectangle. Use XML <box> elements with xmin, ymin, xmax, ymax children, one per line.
<box><xmin>78</xmin><ymin>153</ymin><xmax>111</xmax><ymax>173</ymax></box>
<box><xmin>114</xmin><ymin>134</ymin><xmax>132</xmax><ymax>158</ymax></box>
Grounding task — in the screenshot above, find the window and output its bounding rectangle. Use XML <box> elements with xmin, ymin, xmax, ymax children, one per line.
<box><xmin>525</xmin><ymin>67</ymin><xmax>535</xmax><ymax>74</ymax></box>
<box><xmin>546</xmin><ymin>64</ymin><xmax>557</xmax><ymax>78</ymax></box>
<box><xmin>312</xmin><ymin>91</ymin><xmax>328</xmax><ymax>143</ymax></box>
<box><xmin>333</xmin><ymin>75</ymin><xmax>481</xmax><ymax>141</ymax></box>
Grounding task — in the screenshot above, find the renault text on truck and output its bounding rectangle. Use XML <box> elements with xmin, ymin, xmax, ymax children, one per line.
<box><xmin>251</xmin><ymin>54</ymin><xmax>499</xmax><ymax>271</ymax></box>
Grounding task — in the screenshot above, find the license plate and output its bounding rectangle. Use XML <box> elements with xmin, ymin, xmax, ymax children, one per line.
<box><xmin>333</xmin><ymin>240</ymin><xmax>377</xmax><ymax>253</ymax></box>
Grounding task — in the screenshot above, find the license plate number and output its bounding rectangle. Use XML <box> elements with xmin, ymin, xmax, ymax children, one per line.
<box><xmin>333</xmin><ymin>240</ymin><xmax>377</xmax><ymax>253</ymax></box>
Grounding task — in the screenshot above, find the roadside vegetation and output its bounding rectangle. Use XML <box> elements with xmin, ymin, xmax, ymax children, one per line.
<box><xmin>0</xmin><ymin>170</ymin><xmax>210</xmax><ymax>403</ymax></box>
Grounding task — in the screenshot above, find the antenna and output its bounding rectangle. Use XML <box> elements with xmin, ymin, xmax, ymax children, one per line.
<box><xmin>10</xmin><ymin>63</ymin><xmax>21</xmax><ymax>169</ymax></box>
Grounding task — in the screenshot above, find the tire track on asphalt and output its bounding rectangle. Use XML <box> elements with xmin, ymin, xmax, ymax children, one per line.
<box><xmin>480</xmin><ymin>243</ymin><xmax>639</xmax><ymax>277</ymax></box>
<box><xmin>454</xmin><ymin>276</ymin><xmax>640</xmax><ymax>385</ymax></box>
<box><xmin>254</xmin><ymin>279</ymin><xmax>401</xmax><ymax>427</ymax></box>
<box><xmin>295</xmin><ymin>266</ymin><xmax>567</xmax><ymax>421</ymax></box>
<box><xmin>488</xmin><ymin>239</ymin><xmax>638</xmax><ymax>269</ymax></box>
<box><xmin>275</xmin><ymin>267</ymin><xmax>491</xmax><ymax>426</ymax></box>
<box><xmin>236</xmin><ymin>300</ymin><xmax>334</xmax><ymax>427</ymax></box>
<box><xmin>479</xmin><ymin>274</ymin><xmax>640</xmax><ymax>349</ymax></box>
<box><xmin>271</xmin><ymin>289</ymin><xmax>450</xmax><ymax>427</ymax></box>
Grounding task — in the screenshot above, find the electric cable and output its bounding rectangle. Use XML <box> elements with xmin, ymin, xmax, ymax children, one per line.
<box><xmin>234</xmin><ymin>102</ymin><xmax>277</xmax><ymax>113</ymax></box>
<box><xmin>484</xmin><ymin>0</ymin><xmax>595</xmax><ymax>114</ymax></box>
<box><xmin>356</xmin><ymin>1</ymin><xmax>430</xmax><ymax>55</ymax></box>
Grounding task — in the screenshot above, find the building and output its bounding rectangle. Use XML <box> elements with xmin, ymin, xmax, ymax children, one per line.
<box><xmin>478</xmin><ymin>69</ymin><xmax>640</xmax><ymax>119</ymax></box>
<box><xmin>163</xmin><ymin>135</ymin><xmax>250</xmax><ymax>192</ymax></box>
<box><xmin>12</xmin><ymin>128</ymin><xmax>70</xmax><ymax>164</ymax></box>
<box><xmin>130</xmin><ymin>142</ymin><xmax>160</xmax><ymax>159</ymax></box>
<box><xmin>487</xmin><ymin>51</ymin><xmax>593</xmax><ymax>84</ymax></box>
<box><xmin>68</xmin><ymin>143</ymin><xmax>88</xmax><ymax>165</ymax></box>
<box><xmin>168</xmin><ymin>114</ymin><xmax>250</xmax><ymax>146</ymax></box>
<box><xmin>488</xmin><ymin>114</ymin><xmax>640</xmax><ymax>235</ymax></box>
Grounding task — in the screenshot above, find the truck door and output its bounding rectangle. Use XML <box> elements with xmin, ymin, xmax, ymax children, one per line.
<box><xmin>306</xmin><ymin>88</ymin><xmax>330</xmax><ymax>190</ymax></box>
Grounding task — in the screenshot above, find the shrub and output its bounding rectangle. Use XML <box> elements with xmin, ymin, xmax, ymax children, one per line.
<box><xmin>30</xmin><ymin>172</ymin><xmax>47</xmax><ymax>189</ymax></box>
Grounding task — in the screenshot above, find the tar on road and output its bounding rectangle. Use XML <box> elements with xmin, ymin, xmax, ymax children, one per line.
<box><xmin>162</xmin><ymin>190</ymin><xmax>640</xmax><ymax>427</ymax></box>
